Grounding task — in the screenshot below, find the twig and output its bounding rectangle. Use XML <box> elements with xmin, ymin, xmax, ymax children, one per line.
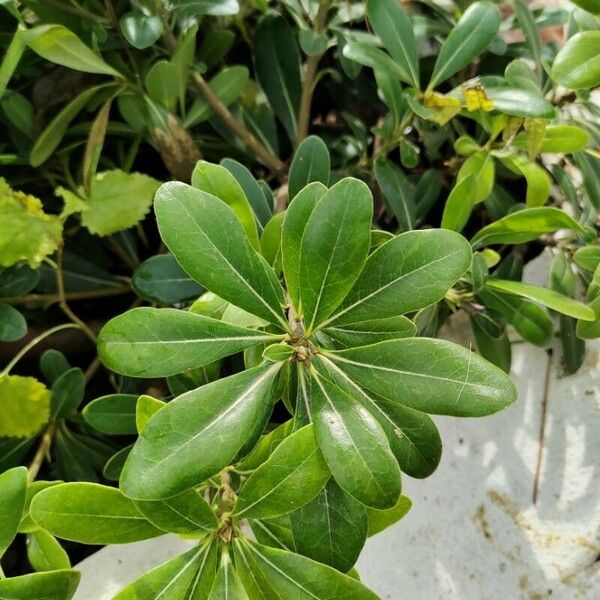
<box><xmin>191</xmin><ymin>73</ymin><xmax>287</xmax><ymax>179</ymax></box>
<box><xmin>3</xmin><ymin>285</ymin><xmax>131</xmax><ymax>305</ymax></box>
<box><xmin>532</xmin><ymin>349</ymin><xmax>553</xmax><ymax>504</ymax></box>
<box><xmin>56</xmin><ymin>247</ymin><xmax>97</xmax><ymax>344</ymax></box>
<box><xmin>295</xmin><ymin>1</ymin><xmax>331</xmax><ymax>147</ymax></box>
<box><xmin>28</xmin><ymin>422</ymin><xmax>58</xmax><ymax>481</ymax></box>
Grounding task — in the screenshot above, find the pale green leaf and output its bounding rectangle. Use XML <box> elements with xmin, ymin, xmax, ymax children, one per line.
<box><xmin>0</xmin><ymin>375</ymin><xmax>50</xmax><ymax>438</ymax></box>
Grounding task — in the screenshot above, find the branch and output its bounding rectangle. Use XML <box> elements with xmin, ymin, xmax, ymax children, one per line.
<box><xmin>296</xmin><ymin>1</ymin><xmax>331</xmax><ymax>147</ymax></box>
<box><xmin>191</xmin><ymin>72</ymin><xmax>287</xmax><ymax>178</ymax></box>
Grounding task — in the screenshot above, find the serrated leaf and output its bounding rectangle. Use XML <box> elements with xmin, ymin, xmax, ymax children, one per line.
<box><xmin>0</xmin><ymin>375</ymin><xmax>50</xmax><ymax>437</ymax></box>
<box><xmin>120</xmin><ymin>363</ymin><xmax>281</xmax><ymax>499</ymax></box>
<box><xmin>31</xmin><ymin>483</ymin><xmax>162</xmax><ymax>544</ymax></box>
<box><xmin>298</xmin><ymin>178</ymin><xmax>373</xmax><ymax>333</ymax></box>
<box><xmin>155</xmin><ymin>182</ymin><xmax>287</xmax><ymax>329</ymax></box>
<box><xmin>98</xmin><ymin>307</ymin><xmax>281</xmax><ymax>378</ymax></box>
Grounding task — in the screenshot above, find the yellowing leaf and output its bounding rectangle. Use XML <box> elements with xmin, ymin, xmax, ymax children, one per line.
<box><xmin>462</xmin><ymin>84</ymin><xmax>494</xmax><ymax>112</ymax></box>
<box><xmin>0</xmin><ymin>179</ymin><xmax>62</xmax><ymax>268</ymax></box>
<box><xmin>422</xmin><ymin>91</ymin><xmax>461</xmax><ymax>125</ymax></box>
<box><xmin>80</xmin><ymin>170</ymin><xmax>160</xmax><ymax>236</ymax></box>
<box><xmin>0</xmin><ymin>375</ymin><xmax>51</xmax><ymax>438</ymax></box>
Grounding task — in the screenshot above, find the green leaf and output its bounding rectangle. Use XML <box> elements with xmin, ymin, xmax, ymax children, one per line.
<box><xmin>120</xmin><ymin>12</ymin><xmax>163</xmax><ymax>50</ymax></box>
<box><xmin>22</xmin><ymin>25</ymin><xmax>120</xmax><ymax>77</ymax></box>
<box><xmin>514</xmin><ymin>125</ymin><xmax>588</xmax><ymax>154</ymax></box>
<box><xmin>310</xmin><ymin>363</ymin><xmax>402</xmax><ymax>509</ymax></box>
<box><xmin>326</xmin><ymin>337</ymin><xmax>517</xmax><ymax>416</ymax></box>
<box><xmin>114</xmin><ymin>541</ymin><xmax>217</xmax><ymax>600</ymax></box>
<box><xmin>282</xmin><ymin>182</ymin><xmax>327</xmax><ymax>312</ymax></box>
<box><xmin>470</xmin><ymin>313</ymin><xmax>511</xmax><ymax>373</ymax></box>
<box><xmin>0</xmin><ymin>25</ymin><xmax>26</xmax><ymax>99</ymax></box>
<box><xmin>551</xmin><ymin>31</ymin><xmax>600</xmax><ymax>89</ymax></box>
<box><xmin>576</xmin><ymin>295</ymin><xmax>600</xmax><ymax>339</ymax></box>
<box><xmin>367</xmin><ymin>0</ymin><xmax>419</xmax><ymax>87</ymax></box>
<box><xmin>27</xmin><ymin>530</ymin><xmax>70</xmax><ymax>572</ymax></box>
<box><xmin>31</xmin><ymin>483</ymin><xmax>163</xmax><ymax>544</ymax></box>
<box><xmin>98</xmin><ymin>307</ymin><xmax>280</xmax><ymax>378</ymax></box>
<box><xmin>18</xmin><ymin>480</ymin><xmax>60</xmax><ymax>534</ymax></box>
<box><xmin>145</xmin><ymin>60</ymin><xmax>178</xmax><ymax>110</ymax></box>
<box><xmin>39</xmin><ymin>350</ymin><xmax>70</xmax><ymax>385</ymax></box>
<box><xmin>485</xmin><ymin>279</ymin><xmax>595</xmax><ymax>320</ymax></box>
<box><xmin>82</xmin><ymin>394</ymin><xmax>137</xmax><ymax>435</ymax></box>
<box><xmin>485</xmin><ymin>87</ymin><xmax>555</xmax><ymax>119</ymax></box>
<box><xmin>497</xmin><ymin>155</ymin><xmax>550</xmax><ymax>208</ymax></box>
<box><xmin>288</xmin><ymin>136</ymin><xmax>330</xmax><ymax>200</ymax></box>
<box><xmin>177</xmin><ymin>0</ymin><xmax>240</xmax><ymax>16</ymax></box>
<box><xmin>298</xmin><ymin>178</ymin><xmax>373</xmax><ymax>333</ymax></box>
<box><xmin>237</xmin><ymin>420</ymin><xmax>294</xmax><ymax>471</ymax></box>
<box><xmin>136</xmin><ymin>395</ymin><xmax>165</xmax><ymax>433</ymax></box>
<box><xmin>0</xmin><ymin>180</ymin><xmax>62</xmax><ymax>268</ymax></box>
<box><xmin>0</xmin><ymin>375</ymin><xmax>50</xmax><ymax>438</ymax></box>
<box><xmin>471</xmin><ymin>207</ymin><xmax>587</xmax><ymax>248</ymax></box>
<box><xmin>298</xmin><ymin>29</ymin><xmax>328</xmax><ymax>56</ymax></box>
<box><xmin>512</xmin><ymin>0</ymin><xmax>542</xmax><ymax>74</ymax></box>
<box><xmin>325</xmin><ymin>229</ymin><xmax>471</xmax><ymax>326</ymax></box>
<box><xmin>342</xmin><ymin>40</ymin><xmax>410</xmax><ymax>81</ymax></box>
<box><xmin>428</xmin><ymin>2</ymin><xmax>501</xmax><ymax>89</ymax></box>
<box><xmin>0</xmin><ymin>302</ymin><xmax>26</xmax><ymax>341</ymax></box>
<box><xmin>260</xmin><ymin>213</ymin><xmax>284</xmax><ymax>268</ymax></box>
<box><xmin>155</xmin><ymin>182</ymin><xmax>287</xmax><ymax>329</ymax></box>
<box><xmin>0</xmin><ymin>466</ymin><xmax>27</xmax><ymax>558</ymax></box>
<box><xmin>208</xmin><ymin>551</ymin><xmax>249</xmax><ymax>600</ymax></box>
<box><xmin>184</xmin><ymin>66</ymin><xmax>249</xmax><ymax>127</ymax></box>
<box><xmin>0</xmin><ymin>263</ymin><xmax>39</xmax><ymax>297</ymax></box>
<box><xmin>290</xmin><ymin>479</ymin><xmax>367</xmax><ymax>572</ymax></box>
<box><xmin>0</xmin><ymin>570</ymin><xmax>80</xmax><ymax>600</ymax></box>
<box><xmin>120</xmin><ymin>363</ymin><xmax>281</xmax><ymax>499</ymax></box>
<box><xmin>374</xmin><ymin>158</ymin><xmax>415</xmax><ymax>231</ymax></box>
<box><xmin>221</xmin><ymin>158</ymin><xmax>273</xmax><ymax>228</ymax></box>
<box><xmin>234</xmin><ymin>539</ymin><xmax>379</xmax><ymax>600</ymax></box>
<box><xmin>324</xmin><ymin>315</ymin><xmax>416</xmax><ymax>348</ymax></box>
<box><xmin>191</xmin><ymin>161</ymin><xmax>260</xmax><ymax>249</ymax></box>
<box><xmin>441</xmin><ymin>174</ymin><xmax>477</xmax><ymax>232</ymax></box>
<box><xmin>573</xmin><ymin>246</ymin><xmax>600</xmax><ymax>272</ymax></box>
<box><xmin>133</xmin><ymin>254</ymin><xmax>204</xmax><ymax>305</ymax></box>
<box><xmin>235</xmin><ymin>424</ymin><xmax>330</xmax><ymax>519</ymax></box>
<box><xmin>30</xmin><ymin>84</ymin><xmax>114</xmax><ymax>166</ymax></box>
<box><xmin>135</xmin><ymin>489</ymin><xmax>217</xmax><ymax>535</ymax></box>
<box><xmin>50</xmin><ymin>367</ymin><xmax>85</xmax><ymax>420</ymax></box>
<box><xmin>458</xmin><ymin>153</ymin><xmax>495</xmax><ymax>205</ymax></box>
<box><xmin>263</xmin><ymin>343</ymin><xmax>295</xmax><ymax>362</ymax></box>
<box><xmin>80</xmin><ymin>170</ymin><xmax>160</xmax><ymax>236</ymax></box>
<box><xmin>315</xmin><ymin>355</ymin><xmax>441</xmax><ymax>478</ymax></box>
<box><xmin>367</xmin><ymin>495</ymin><xmax>412</xmax><ymax>536</ymax></box>
<box><xmin>254</xmin><ymin>13</ymin><xmax>301</xmax><ymax>142</ymax></box>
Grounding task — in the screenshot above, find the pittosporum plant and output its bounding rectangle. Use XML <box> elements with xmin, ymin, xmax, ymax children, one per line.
<box><xmin>14</xmin><ymin>169</ymin><xmax>517</xmax><ymax>598</ymax></box>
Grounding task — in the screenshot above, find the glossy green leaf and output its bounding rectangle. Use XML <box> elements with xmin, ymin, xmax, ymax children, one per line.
<box><xmin>0</xmin><ymin>466</ymin><xmax>27</xmax><ymax>558</ymax></box>
<box><xmin>366</xmin><ymin>0</ymin><xmax>420</xmax><ymax>88</ymax></box>
<box><xmin>133</xmin><ymin>254</ymin><xmax>204</xmax><ymax>305</ymax></box>
<box><xmin>551</xmin><ymin>31</ymin><xmax>600</xmax><ymax>89</ymax></box>
<box><xmin>259</xmin><ymin>213</ymin><xmax>284</xmax><ymax>268</ymax></box>
<box><xmin>298</xmin><ymin>29</ymin><xmax>328</xmax><ymax>56</ymax></box>
<box><xmin>310</xmin><ymin>364</ymin><xmax>402</xmax><ymax>509</ymax></box>
<box><xmin>288</xmin><ymin>136</ymin><xmax>330</xmax><ymax>200</ymax></box>
<box><xmin>208</xmin><ymin>551</ymin><xmax>249</xmax><ymax>600</ymax></box>
<box><xmin>191</xmin><ymin>161</ymin><xmax>260</xmax><ymax>249</ymax></box>
<box><xmin>237</xmin><ymin>420</ymin><xmax>294</xmax><ymax>471</ymax></box>
<box><xmin>342</xmin><ymin>40</ymin><xmax>410</xmax><ymax>81</ymax></box>
<box><xmin>290</xmin><ymin>479</ymin><xmax>367</xmax><ymax>572</ymax></box>
<box><xmin>120</xmin><ymin>363</ymin><xmax>281</xmax><ymax>499</ymax></box>
<box><xmin>324</xmin><ymin>315</ymin><xmax>416</xmax><ymax>347</ymax></box>
<box><xmin>471</xmin><ymin>207</ymin><xmax>587</xmax><ymax>248</ymax></box>
<box><xmin>235</xmin><ymin>424</ymin><xmax>330</xmax><ymax>519</ymax></box>
<box><xmin>114</xmin><ymin>541</ymin><xmax>218</xmax><ymax>600</ymax></box>
<box><xmin>324</xmin><ymin>229</ymin><xmax>471</xmax><ymax>326</ymax></box>
<box><xmin>367</xmin><ymin>495</ymin><xmax>412</xmax><ymax>536</ymax></box>
<box><xmin>135</xmin><ymin>395</ymin><xmax>165</xmax><ymax>434</ymax></box>
<box><xmin>99</xmin><ymin>307</ymin><xmax>280</xmax><ymax>378</ymax></box>
<box><xmin>485</xmin><ymin>87</ymin><xmax>554</xmax><ymax>119</ymax></box>
<box><xmin>0</xmin><ymin>570</ymin><xmax>80</xmax><ymax>600</ymax></box>
<box><xmin>185</xmin><ymin>66</ymin><xmax>249</xmax><ymax>127</ymax></box>
<box><xmin>263</xmin><ymin>343</ymin><xmax>295</xmax><ymax>362</ymax></box>
<box><xmin>49</xmin><ymin>367</ymin><xmax>84</xmax><ymax>420</ymax></box>
<box><xmin>18</xmin><ymin>481</ymin><xmax>61</xmax><ymax>534</ymax></box>
<box><xmin>82</xmin><ymin>394</ymin><xmax>137</xmax><ymax>435</ymax></box>
<box><xmin>27</xmin><ymin>530</ymin><xmax>70</xmax><ymax>572</ymax></box>
<box><xmin>135</xmin><ymin>489</ymin><xmax>217</xmax><ymax>535</ymax></box>
<box><xmin>22</xmin><ymin>25</ymin><xmax>120</xmax><ymax>76</ymax></box>
<box><xmin>282</xmin><ymin>182</ymin><xmax>327</xmax><ymax>312</ymax></box>
<box><xmin>254</xmin><ymin>13</ymin><xmax>301</xmax><ymax>142</ymax></box>
<box><xmin>326</xmin><ymin>337</ymin><xmax>517</xmax><ymax>416</ymax></box>
<box><xmin>155</xmin><ymin>182</ymin><xmax>287</xmax><ymax>328</ymax></box>
<box><xmin>441</xmin><ymin>174</ymin><xmax>477</xmax><ymax>232</ymax></box>
<box><xmin>374</xmin><ymin>158</ymin><xmax>415</xmax><ymax>231</ymax></box>
<box><xmin>31</xmin><ymin>483</ymin><xmax>162</xmax><ymax>544</ymax></box>
<box><xmin>428</xmin><ymin>2</ymin><xmax>501</xmax><ymax>89</ymax></box>
<box><xmin>514</xmin><ymin>125</ymin><xmax>588</xmax><ymax>154</ymax></box>
<box><xmin>145</xmin><ymin>60</ymin><xmax>178</xmax><ymax>110</ymax></box>
<box><xmin>234</xmin><ymin>539</ymin><xmax>379</xmax><ymax>600</ymax></box>
<box><xmin>458</xmin><ymin>152</ymin><xmax>495</xmax><ymax>205</ymax></box>
<box><xmin>120</xmin><ymin>12</ymin><xmax>163</xmax><ymax>49</ymax></box>
<box><xmin>485</xmin><ymin>279</ymin><xmax>595</xmax><ymax>320</ymax></box>
<box><xmin>299</xmin><ymin>178</ymin><xmax>373</xmax><ymax>333</ymax></box>
<box><xmin>0</xmin><ymin>302</ymin><xmax>26</xmax><ymax>341</ymax></box>
<box><xmin>177</xmin><ymin>0</ymin><xmax>240</xmax><ymax>16</ymax></box>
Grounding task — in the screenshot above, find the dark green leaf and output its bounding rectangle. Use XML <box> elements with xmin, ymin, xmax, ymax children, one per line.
<box><xmin>288</xmin><ymin>136</ymin><xmax>330</xmax><ymax>200</ymax></box>
<box><xmin>374</xmin><ymin>158</ymin><xmax>415</xmax><ymax>231</ymax></box>
<box><xmin>82</xmin><ymin>394</ymin><xmax>137</xmax><ymax>435</ymax></box>
<box><xmin>0</xmin><ymin>302</ymin><xmax>26</xmax><ymax>341</ymax></box>
<box><xmin>50</xmin><ymin>367</ymin><xmax>85</xmax><ymax>420</ymax></box>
